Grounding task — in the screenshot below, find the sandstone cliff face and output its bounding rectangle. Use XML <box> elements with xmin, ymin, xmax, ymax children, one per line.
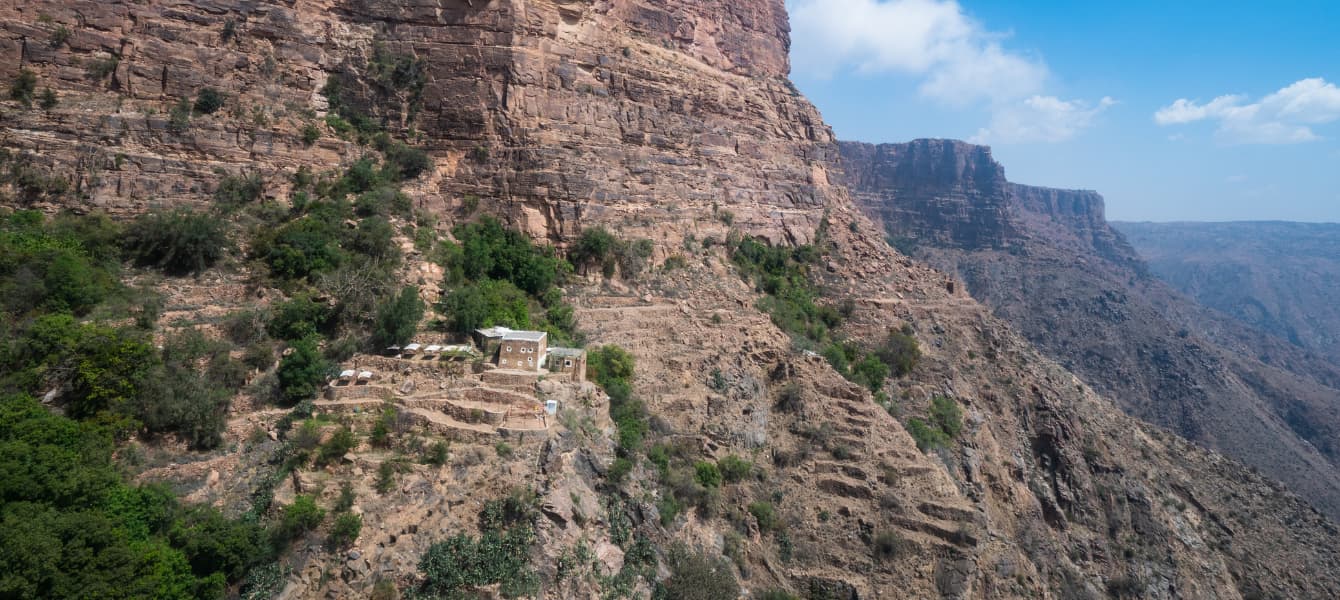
<box><xmin>840</xmin><ymin>139</ymin><xmax>1340</xmax><ymax>521</ymax></box>
<box><xmin>6</xmin><ymin>2</ymin><xmax>1340</xmax><ymax>599</ymax></box>
<box><xmin>838</xmin><ymin>139</ymin><xmax>1012</xmax><ymax>249</ymax></box>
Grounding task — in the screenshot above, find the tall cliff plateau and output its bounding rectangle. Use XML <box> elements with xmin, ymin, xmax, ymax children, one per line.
<box><xmin>4</xmin><ymin>2</ymin><xmax>1340</xmax><ymax>599</ymax></box>
<box><xmin>840</xmin><ymin>139</ymin><xmax>1340</xmax><ymax>522</ymax></box>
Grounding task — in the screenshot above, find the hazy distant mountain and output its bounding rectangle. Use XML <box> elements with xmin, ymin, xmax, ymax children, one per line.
<box><xmin>1116</xmin><ymin>221</ymin><xmax>1340</xmax><ymax>369</ymax></box>
<box><xmin>840</xmin><ymin>139</ymin><xmax>1340</xmax><ymax>519</ymax></box>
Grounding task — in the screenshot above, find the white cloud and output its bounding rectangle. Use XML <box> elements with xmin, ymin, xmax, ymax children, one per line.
<box><xmin>1154</xmin><ymin>78</ymin><xmax>1340</xmax><ymax>144</ymax></box>
<box><xmin>970</xmin><ymin>96</ymin><xmax>1115</xmax><ymax>144</ymax></box>
<box><xmin>789</xmin><ymin>0</ymin><xmax>1108</xmax><ymax>143</ymax></box>
<box><xmin>789</xmin><ymin>0</ymin><xmax>1045</xmax><ymax>104</ymax></box>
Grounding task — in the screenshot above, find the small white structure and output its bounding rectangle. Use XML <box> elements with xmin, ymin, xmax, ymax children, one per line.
<box><xmin>357</xmin><ymin>371</ymin><xmax>375</xmax><ymax>384</ymax></box>
<box><xmin>385</xmin><ymin>345</ymin><xmax>401</xmax><ymax>356</ymax></box>
<box><xmin>338</xmin><ymin>369</ymin><xmax>356</xmax><ymax>384</ymax></box>
<box><xmin>424</xmin><ymin>344</ymin><xmax>443</xmax><ymax>356</ymax></box>
<box><xmin>544</xmin><ymin>400</ymin><xmax>559</xmax><ymax>416</ymax></box>
<box><xmin>402</xmin><ymin>343</ymin><xmax>422</xmax><ymax>357</ymax></box>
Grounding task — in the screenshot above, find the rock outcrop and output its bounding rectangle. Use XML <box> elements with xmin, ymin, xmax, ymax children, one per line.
<box><xmin>838</xmin><ymin>139</ymin><xmax>1013</xmax><ymax>249</ymax></box>
<box><xmin>6</xmin><ymin>2</ymin><xmax>1340</xmax><ymax>599</ymax></box>
<box><xmin>841</xmin><ymin>139</ymin><xmax>1340</xmax><ymax>521</ymax></box>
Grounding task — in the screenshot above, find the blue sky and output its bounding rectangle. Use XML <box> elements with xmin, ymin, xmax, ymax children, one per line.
<box><xmin>786</xmin><ymin>0</ymin><xmax>1340</xmax><ymax>222</ymax></box>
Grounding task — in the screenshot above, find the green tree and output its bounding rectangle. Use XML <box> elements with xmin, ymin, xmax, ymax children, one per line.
<box><xmin>193</xmin><ymin>88</ymin><xmax>226</xmax><ymax>115</ymax></box>
<box><xmin>276</xmin><ymin>337</ymin><xmax>330</xmax><ymax>405</ymax></box>
<box><xmin>440</xmin><ymin>279</ymin><xmax>531</xmax><ymax>334</ymax></box>
<box><xmin>10</xmin><ymin>69</ymin><xmax>37</xmax><ymax>107</ymax></box>
<box><xmin>372</xmin><ymin>286</ymin><xmax>424</xmax><ymax>349</ymax></box>
<box><xmin>123</xmin><ymin>209</ymin><xmax>229</xmax><ymax>276</ymax></box>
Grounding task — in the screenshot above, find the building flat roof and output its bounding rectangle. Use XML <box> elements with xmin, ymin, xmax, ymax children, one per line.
<box><xmin>502</xmin><ymin>330</ymin><xmax>548</xmax><ymax>342</ymax></box>
<box><xmin>548</xmin><ymin>347</ymin><xmax>585</xmax><ymax>357</ymax></box>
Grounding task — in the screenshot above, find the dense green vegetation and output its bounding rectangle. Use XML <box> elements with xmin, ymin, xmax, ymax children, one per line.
<box><xmin>729</xmin><ymin>233</ymin><xmax>919</xmax><ymax>393</ymax></box>
<box><xmin>0</xmin><ymin>210</ymin><xmax>294</xmax><ymax>596</ymax></box>
<box><xmin>417</xmin><ymin>489</ymin><xmax>539</xmax><ymax>598</ymax></box>
<box><xmin>0</xmin><ymin>393</ymin><xmax>275</xmax><ymax>598</ymax></box>
<box><xmin>436</xmin><ymin>217</ymin><xmax>578</xmax><ymax>344</ymax></box>
<box><xmin>653</xmin><ymin>544</ymin><xmax>740</xmax><ymax>600</ymax></box>
<box><xmin>906</xmin><ymin>395</ymin><xmax>963</xmax><ymax>452</ymax></box>
<box><xmin>586</xmin><ymin>345</ymin><xmax>648</xmax><ymax>456</ymax></box>
<box><xmin>192</xmin><ymin>88</ymin><xmax>226</xmax><ymax>115</ymax></box>
<box><xmin>729</xmin><ymin>235</ymin><xmax>837</xmax><ymax>346</ymax></box>
<box><xmin>123</xmin><ymin>209</ymin><xmax>229</xmax><ymax>276</ymax></box>
<box><xmin>569</xmin><ymin>226</ymin><xmax>654</xmax><ymax>279</ymax></box>
<box><xmin>371</xmin><ymin>286</ymin><xmax>425</xmax><ymax>349</ymax></box>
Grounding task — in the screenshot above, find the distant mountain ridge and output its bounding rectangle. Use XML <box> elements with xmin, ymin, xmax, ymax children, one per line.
<box><xmin>840</xmin><ymin>139</ymin><xmax>1340</xmax><ymax>519</ymax></box>
<box><xmin>1116</xmin><ymin>220</ymin><xmax>1340</xmax><ymax>369</ymax></box>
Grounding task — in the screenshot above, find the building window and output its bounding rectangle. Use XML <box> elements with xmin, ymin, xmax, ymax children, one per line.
<box><xmin>506</xmin><ymin>346</ymin><xmax>511</xmax><ymax>352</ymax></box>
<box><xmin>564</xmin><ymin>360</ymin><xmax>573</xmax><ymax>367</ymax></box>
<box><xmin>501</xmin><ymin>359</ymin><xmax>508</xmax><ymax>365</ymax></box>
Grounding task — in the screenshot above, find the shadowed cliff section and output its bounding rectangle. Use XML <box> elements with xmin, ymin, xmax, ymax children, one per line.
<box><xmin>840</xmin><ymin>139</ymin><xmax>1340</xmax><ymax>519</ymax></box>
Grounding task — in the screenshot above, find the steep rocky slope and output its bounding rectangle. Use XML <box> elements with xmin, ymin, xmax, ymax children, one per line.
<box><xmin>5</xmin><ymin>1</ymin><xmax>1340</xmax><ymax>598</ymax></box>
<box><xmin>1117</xmin><ymin>220</ymin><xmax>1340</xmax><ymax>368</ymax></box>
<box><xmin>840</xmin><ymin>139</ymin><xmax>1340</xmax><ymax>521</ymax></box>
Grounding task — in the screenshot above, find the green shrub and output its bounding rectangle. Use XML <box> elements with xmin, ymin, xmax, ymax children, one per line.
<box><xmin>381</xmin><ymin>141</ymin><xmax>431</xmax><ymax>180</ymax></box>
<box><xmin>276</xmin><ymin>337</ymin><xmax>330</xmax><ymax>405</ymax></box>
<box><xmin>214</xmin><ymin>171</ymin><xmax>265</xmax><ymax>207</ymax></box>
<box><xmin>85</xmin><ymin>56</ymin><xmax>119</xmax><ymax>80</ymax></box>
<box><xmin>717</xmin><ymin>455</ymin><xmax>753</xmax><ymax>483</ymax></box>
<box><xmin>134</xmin><ymin>329</ymin><xmax>241</xmax><ymax>449</ymax></box>
<box><xmin>259</xmin><ymin>224</ymin><xmax>343</xmax><ymax>281</ymax></box>
<box><xmin>370</xmin><ymin>286</ymin><xmax>424</xmax><ymax>349</ymax></box>
<box><xmin>694</xmin><ymin>461</ymin><xmax>723</xmax><ymax>488</ymax></box>
<box><xmin>9</xmin><ymin>70</ymin><xmax>37</xmax><ymax>107</ymax></box>
<box><xmin>877</xmin><ymin>327</ymin><xmax>921</xmax><ymax>377</ymax></box>
<box><xmin>444</xmin><ymin>217</ymin><xmax>568</xmax><ymax>295</ymax></box>
<box><xmin>316</xmin><ymin>427</ymin><xmax>356</xmax><ymax>466</ymax></box>
<box><xmin>756</xmin><ymin>590</ymin><xmax>801</xmax><ymax>600</ymax></box>
<box><xmin>327</xmin><ymin>513</ymin><xmax>362</xmax><ymax>550</ymax></box>
<box><xmin>375</xmin><ymin>460</ymin><xmax>398</xmax><ymax>494</ymax></box>
<box><xmin>748</xmin><ymin>501</ymin><xmax>781</xmax><ymax>533</ymax></box>
<box><xmin>850</xmin><ymin>354</ymin><xmax>891</xmax><ymax>393</ymax></box>
<box><xmin>168</xmin><ymin>98</ymin><xmax>192</xmax><ymax>133</ymax></box>
<box><xmin>423</xmin><ymin>441</ymin><xmax>449</xmax><ymax>466</ymax></box>
<box><xmin>277</xmin><ymin>495</ymin><xmax>325</xmax><ymax>540</ymax></box>
<box><xmin>301</xmin><ymin>123</ymin><xmax>322</xmax><ymax>146</ymax></box>
<box><xmin>730</xmin><ymin>236</ymin><xmax>832</xmax><ymax>346</ymax></box>
<box><xmin>123</xmin><ymin>209</ymin><xmax>229</xmax><ymax>276</ymax></box>
<box><xmin>418</xmin><ymin>494</ymin><xmax>537</xmax><ymax>598</ymax></box>
<box><xmin>440</xmin><ymin>279</ymin><xmax>532</xmax><ymax>334</ymax></box>
<box><xmin>334</xmin><ymin>482</ymin><xmax>355</xmax><ymax>513</ymax></box>
<box><xmin>656</xmin><ymin>544</ymin><xmax>740</xmax><ymax>600</ymax></box>
<box><xmin>49</xmin><ymin>25</ymin><xmax>71</xmax><ymax>48</ymax></box>
<box><xmin>36</xmin><ymin>88</ymin><xmax>57</xmax><ymax>111</ymax></box>
<box><xmin>193</xmin><ymin>88</ymin><xmax>226</xmax><ymax>115</ymax></box>
<box><xmin>267</xmin><ymin>295</ymin><xmax>332</xmax><ymax>341</ymax></box>
<box><xmin>929</xmin><ymin>395</ymin><xmax>963</xmax><ymax>438</ymax></box>
<box><xmin>906</xmin><ymin>417</ymin><xmax>948</xmax><ymax>452</ymax></box>
<box><xmin>0</xmin><ymin>395</ymin><xmax>270</xmax><ymax>597</ymax></box>
<box><xmin>872</xmin><ymin>530</ymin><xmax>908</xmax><ymax>562</ymax></box>
<box><xmin>608</xmin><ymin>457</ymin><xmax>634</xmax><ymax>484</ymax></box>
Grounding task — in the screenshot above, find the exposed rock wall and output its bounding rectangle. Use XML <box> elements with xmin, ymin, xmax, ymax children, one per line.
<box><xmin>839</xmin><ymin>139</ymin><xmax>1013</xmax><ymax>249</ymax></box>
<box><xmin>6</xmin><ymin>1</ymin><xmax>1340</xmax><ymax>598</ymax></box>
